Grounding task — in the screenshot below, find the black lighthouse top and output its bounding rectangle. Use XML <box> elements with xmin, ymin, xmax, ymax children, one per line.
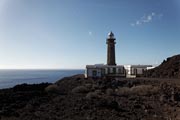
<box><xmin>108</xmin><ymin>31</ymin><xmax>115</xmax><ymax>39</ymax></box>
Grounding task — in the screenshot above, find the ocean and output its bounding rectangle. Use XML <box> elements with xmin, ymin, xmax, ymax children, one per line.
<box><xmin>0</xmin><ymin>69</ymin><xmax>84</xmax><ymax>89</ymax></box>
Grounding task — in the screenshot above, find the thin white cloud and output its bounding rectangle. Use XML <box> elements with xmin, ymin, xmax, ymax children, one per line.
<box><xmin>152</xmin><ymin>12</ymin><xmax>155</xmax><ymax>16</ymax></box>
<box><xmin>130</xmin><ymin>12</ymin><xmax>163</xmax><ymax>27</ymax></box>
<box><xmin>158</xmin><ymin>13</ymin><xmax>163</xmax><ymax>19</ymax></box>
<box><xmin>147</xmin><ymin>15</ymin><xmax>152</xmax><ymax>21</ymax></box>
<box><xmin>88</xmin><ymin>31</ymin><xmax>92</xmax><ymax>36</ymax></box>
<box><xmin>136</xmin><ymin>20</ymin><xmax>141</xmax><ymax>25</ymax></box>
<box><xmin>130</xmin><ymin>23</ymin><xmax>135</xmax><ymax>27</ymax></box>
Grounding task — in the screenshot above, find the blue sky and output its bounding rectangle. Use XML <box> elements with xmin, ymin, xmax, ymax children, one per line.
<box><xmin>0</xmin><ymin>0</ymin><xmax>179</xmax><ymax>69</ymax></box>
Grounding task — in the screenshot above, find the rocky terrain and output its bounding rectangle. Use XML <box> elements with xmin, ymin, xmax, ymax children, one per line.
<box><xmin>145</xmin><ymin>54</ymin><xmax>180</xmax><ymax>78</ymax></box>
<box><xmin>0</xmin><ymin>75</ymin><xmax>180</xmax><ymax>120</ymax></box>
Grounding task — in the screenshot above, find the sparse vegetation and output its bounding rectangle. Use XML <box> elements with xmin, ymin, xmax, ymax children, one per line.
<box><xmin>71</xmin><ymin>85</ymin><xmax>89</xmax><ymax>93</ymax></box>
<box><xmin>45</xmin><ymin>84</ymin><xmax>60</xmax><ymax>94</ymax></box>
<box><xmin>86</xmin><ymin>92</ymin><xmax>99</xmax><ymax>99</ymax></box>
<box><xmin>106</xmin><ymin>88</ymin><xmax>114</xmax><ymax>95</ymax></box>
<box><xmin>115</xmin><ymin>85</ymin><xmax>159</xmax><ymax>96</ymax></box>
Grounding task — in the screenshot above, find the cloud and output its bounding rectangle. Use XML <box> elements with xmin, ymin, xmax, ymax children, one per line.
<box><xmin>130</xmin><ymin>12</ymin><xmax>163</xmax><ymax>27</ymax></box>
<box><xmin>88</xmin><ymin>31</ymin><xmax>92</xmax><ymax>36</ymax></box>
<box><xmin>152</xmin><ymin>12</ymin><xmax>155</xmax><ymax>16</ymax></box>
<box><xmin>130</xmin><ymin>23</ymin><xmax>135</xmax><ymax>26</ymax></box>
<box><xmin>158</xmin><ymin>13</ymin><xmax>163</xmax><ymax>19</ymax></box>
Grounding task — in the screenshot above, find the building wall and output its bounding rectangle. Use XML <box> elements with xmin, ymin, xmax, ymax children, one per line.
<box><xmin>124</xmin><ymin>65</ymin><xmax>152</xmax><ymax>78</ymax></box>
<box><xmin>86</xmin><ymin>68</ymin><xmax>102</xmax><ymax>78</ymax></box>
<box><xmin>124</xmin><ymin>65</ymin><xmax>131</xmax><ymax>75</ymax></box>
<box><xmin>116</xmin><ymin>67</ymin><xmax>125</xmax><ymax>74</ymax></box>
<box><xmin>86</xmin><ymin>65</ymin><xmax>126</xmax><ymax>78</ymax></box>
<box><xmin>85</xmin><ymin>65</ymin><xmax>151</xmax><ymax>78</ymax></box>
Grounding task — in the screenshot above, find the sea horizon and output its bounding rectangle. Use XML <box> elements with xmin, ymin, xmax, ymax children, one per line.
<box><xmin>0</xmin><ymin>68</ymin><xmax>85</xmax><ymax>70</ymax></box>
<box><xmin>0</xmin><ymin>69</ymin><xmax>85</xmax><ymax>89</ymax></box>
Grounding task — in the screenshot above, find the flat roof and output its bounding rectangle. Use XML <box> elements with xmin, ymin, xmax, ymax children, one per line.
<box><xmin>86</xmin><ymin>64</ymin><xmax>124</xmax><ymax>68</ymax></box>
<box><xmin>86</xmin><ymin>64</ymin><xmax>153</xmax><ymax>69</ymax></box>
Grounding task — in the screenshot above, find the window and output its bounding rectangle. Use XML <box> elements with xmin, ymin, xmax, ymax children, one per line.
<box><xmin>92</xmin><ymin>70</ymin><xmax>97</xmax><ymax>77</ymax></box>
<box><xmin>102</xmin><ymin>69</ymin><xmax>105</xmax><ymax>76</ymax></box>
<box><xmin>113</xmin><ymin>68</ymin><xmax>116</xmax><ymax>74</ymax></box>
<box><xmin>118</xmin><ymin>68</ymin><xmax>121</xmax><ymax>74</ymax></box>
<box><xmin>108</xmin><ymin>68</ymin><xmax>111</xmax><ymax>74</ymax></box>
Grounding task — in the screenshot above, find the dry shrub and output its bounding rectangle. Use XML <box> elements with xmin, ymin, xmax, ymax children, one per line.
<box><xmin>106</xmin><ymin>88</ymin><xmax>114</xmax><ymax>96</ymax></box>
<box><xmin>150</xmin><ymin>86</ymin><xmax>159</xmax><ymax>94</ymax></box>
<box><xmin>92</xmin><ymin>84</ymin><xmax>99</xmax><ymax>90</ymax></box>
<box><xmin>131</xmin><ymin>85</ymin><xmax>153</xmax><ymax>95</ymax></box>
<box><xmin>71</xmin><ymin>86</ymin><xmax>89</xmax><ymax>93</ymax></box>
<box><xmin>116</xmin><ymin>85</ymin><xmax>159</xmax><ymax>96</ymax></box>
<box><xmin>85</xmin><ymin>83</ymin><xmax>92</xmax><ymax>89</ymax></box>
<box><xmin>86</xmin><ymin>92</ymin><xmax>99</xmax><ymax>99</ymax></box>
<box><xmin>45</xmin><ymin>84</ymin><xmax>60</xmax><ymax>94</ymax></box>
<box><xmin>176</xmin><ymin>85</ymin><xmax>180</xmax><ymax>88</ymax></box>
<box><xmin>95</xmin><ymin>89</ymin><xmax>101</xmax><ymax>94</ymax></box>
<box><xmin>115</xmin><ymin>87</ymin><xmax>131</xmax><ymax>96</ymax></box>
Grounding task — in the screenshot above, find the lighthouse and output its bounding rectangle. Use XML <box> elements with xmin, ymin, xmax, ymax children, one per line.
<box><xmin>85</xmin><ymin>31</ymin><xmax>152</xmax><ymax>78</ymax></box>
<box><xmin>107</xmin><ymin>31</ymin><xmax>116</xmax><ymax>65</ymax></box>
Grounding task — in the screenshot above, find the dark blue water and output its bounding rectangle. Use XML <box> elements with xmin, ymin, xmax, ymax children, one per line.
<box><xmin>0</xmin><ymin>69</ymin><xmax>84</xmax><ymax>89</ymax></box>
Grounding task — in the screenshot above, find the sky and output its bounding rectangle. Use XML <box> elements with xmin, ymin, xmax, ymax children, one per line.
<box><xmin>0</xmin><ymin>0</ymin><xmax>180</xmax><ymax>69</ymax></box>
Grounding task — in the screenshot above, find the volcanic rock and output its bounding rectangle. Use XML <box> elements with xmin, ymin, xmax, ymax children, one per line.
<box><xmin>145</xmin><ymin>54</ymin><xmax>180</xmax><ymax>78</ymax></box>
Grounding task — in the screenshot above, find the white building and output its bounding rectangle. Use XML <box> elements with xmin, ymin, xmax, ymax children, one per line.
<box><xmin>85</xmin><ymin>64</ymin><xmax>126</xmax><ymax>78</ymax></box>
<box><xmin>85</xmin><ymin>64</ymin><xmax>153</xmax><ymax>78</ymax></box>
<box><xmin>124</xmin><ymin>65</ymin><xmax>153</xmax><ymax>78</ymax></box>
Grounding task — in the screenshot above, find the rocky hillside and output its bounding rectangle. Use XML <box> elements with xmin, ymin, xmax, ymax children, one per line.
<box><xmin>145</xmin><ymin>54</ymin><xmax>180</xmax><ymax>78</ymax></box>
<box><xmin>1</xmin><ymin>75</ymin><xmax>180</xmax><ymax>120</ymax></box>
